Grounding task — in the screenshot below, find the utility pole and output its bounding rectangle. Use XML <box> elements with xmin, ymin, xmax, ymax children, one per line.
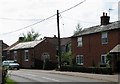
<box><xmin>57</xmin><ymin>10</ymin><xmax>61</xmax><ymax>70</ymax></box>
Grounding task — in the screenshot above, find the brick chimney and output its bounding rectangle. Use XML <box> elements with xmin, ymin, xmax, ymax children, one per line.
<box><xmin>100</xmin><ymin>12</ymin><xmax>110</xmax><ymax>25</ymax></box>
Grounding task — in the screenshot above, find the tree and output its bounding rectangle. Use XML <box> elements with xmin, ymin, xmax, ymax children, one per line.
<box><xmin>61</xmin><ymin>51</ymin><xmax>72</xmax><ymax>65</ymax></box>
<box><xmin>74</xmin><ymin>23</ymin><xmax>82</xmax><ymax>35</ymax></box>
<box><xmin>20</xmin><ymin>29</ymin><xmax>40</xmax><ymax>42</ymax></box>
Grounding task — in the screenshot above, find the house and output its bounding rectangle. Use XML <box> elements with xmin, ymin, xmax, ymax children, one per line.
<box><xmin>61</xmin><ymin>37</ymin><xmax>71</xmax><ymax>53</ymax></box>
<box><xmin>44</xmin><ymin>35</ymin><xmax>71</xmax><ymax>54</ymax></box>
<box><xmin>5</xmin><ymin>35</ymin><xmax>71</xmax><ymax>69</ymax></box>
<box><xmin>8</xmin><ymin>38</ymin><xmax>57</xmax><ymax>69</ymax></box>
<box><xmin>44</xmin><ymin>36</ymin><xmax>71</xmax><ymax>65</ymax></box>
<box><xmin>0</xmin><ymin>40</ymin><xmax>9</xmax><ymax>60</ymax></box>
<box><xmin>71</xmin><ymin>12</ymin><xmax>120</xmax><ymax>72</ymax></box>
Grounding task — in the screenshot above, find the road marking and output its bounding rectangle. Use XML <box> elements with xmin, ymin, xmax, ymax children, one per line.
<box><xmin>26</xmin><ymin>74</ymin><xmax>36</xmax><ymax>77</ymax></box>
<box><xmin>42</xmin><ymin>77</ymin><xmax>60</xmax><ymax>82</ymax></box>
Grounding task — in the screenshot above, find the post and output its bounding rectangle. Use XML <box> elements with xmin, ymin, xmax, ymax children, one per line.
<box><xmin>0</xmin><ymin>40</ymin><xmax>2</xmax><ymax>84</ymax></box>
<box><xmin>57</xmin><ymin>10</ymin><xmax>61</xmax><ymax>70</ymax></box>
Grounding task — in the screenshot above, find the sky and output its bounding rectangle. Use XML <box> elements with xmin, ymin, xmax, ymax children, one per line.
<box><xmin>0</xmin><ymin>0</ymin><xmax>119</xmax><ymax>46</ymax></box>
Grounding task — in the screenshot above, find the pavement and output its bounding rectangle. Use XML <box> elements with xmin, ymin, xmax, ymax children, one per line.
<box><xmin>35</xmin><ymin>70</ymin><xmax>119</xmax><ymax>82</ymax></box>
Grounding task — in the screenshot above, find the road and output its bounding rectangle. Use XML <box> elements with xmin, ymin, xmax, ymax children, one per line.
<box><xmin>8</xmin><ymin>69</ymin><xmax>109</xmax><ymax>83</ymax></box>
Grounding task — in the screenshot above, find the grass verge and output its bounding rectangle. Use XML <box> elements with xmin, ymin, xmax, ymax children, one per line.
<box><xmin>6</xmin><ymin>77</ymin><xmax>16</xmax><ymax>84</ymax></box>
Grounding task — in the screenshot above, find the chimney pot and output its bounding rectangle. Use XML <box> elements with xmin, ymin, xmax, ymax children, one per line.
<box><xmin>103</xmin><ymin>12</ymin><xmax>105</xmax><ymax>16</ymax></box>
<box><xmin>106</xmin><ymin>13</ymin><xmax>107</xmax><ymax>16</ymax></box>
<box><xmin>100</xmin><ymin>12</ymin><xmax>110</xmax><ymax>25</ymax></box>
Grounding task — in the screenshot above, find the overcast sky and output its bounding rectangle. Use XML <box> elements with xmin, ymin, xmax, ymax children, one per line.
<box><xmin>0</xmin><ymin>0</ymin><xmax>119</xmax><ymax>45</ymax></box>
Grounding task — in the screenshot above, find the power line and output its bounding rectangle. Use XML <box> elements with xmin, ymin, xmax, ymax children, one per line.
<box><xmin>60</xmin><ymin>0</ymin><xmax>86</xmax><ymax>13</ymax></box>
<box><xmin>0</xmin><ymin>14</ymin><xmax>56</xmax><ymax>35</ymax></box>
<box><xmin>0</xmin><ymin>17</ymin><xmax>43</xmax><ymax>21</ymax></box>
<box><xmin>0</xmin><ymin>0</ymin><xmax>86</xmax><ymax>35</ymax></box>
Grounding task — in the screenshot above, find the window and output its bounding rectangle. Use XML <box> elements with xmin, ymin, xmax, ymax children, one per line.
<box><xmin>101</xmin><ymin>54</ymin><xmax>106</xmax><ymax>64</ymax></box>
<box><xmin>41</xmin><ymin>53</ymin><xmax>50</xmax><ymax>61</ymax></box>
<box><xmin>76</xmin><ymin>55</ymin><xmax>84</xmax><ymax>65</ymax></box>
<box><xmin>24</xmin><ymin>50</ymin><xmax>29</xmax><ymax>61</ymax></box>
<box><xmin>77</xmin><ymin>37</ymin><xmax>82</xmax><ymax>47</ymax></box>
<box><xmin>13</xmin><ymin>51</ymin><xmax>17</xmax><ymax>60</ymax></box>
<box><xmin>101</xmin><ymin>32</ymin><xmax>108</xmax><ymax>44</ymax></box>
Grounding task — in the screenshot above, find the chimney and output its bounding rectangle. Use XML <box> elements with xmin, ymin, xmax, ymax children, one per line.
<box><xmin>100</xmin><ymin>12</ymin><xmax>110</xmax><ymax>25</ymax></box>
<box><xmin>18</xmin><ymin>37</ymin><xmax>24</xmax><ymax>42</ymax></box>
<box><xmin>54</xmin><ymin>35</ymin><xmax>57</xmax><ymax>38</ymax></box>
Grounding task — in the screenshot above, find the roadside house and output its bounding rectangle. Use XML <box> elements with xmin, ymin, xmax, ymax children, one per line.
<box><xmin>45</xmin><ymin>36</ymin><xmax>71</xmax><ymax>65</ymax></box>
<box><xmin>0</xmin><ymin>40</ymin><xmax>9</xmax><ymax>60</ymax></box>
<box><xmin>71</xmin><ymin>12</ymin><xmax>120</xmax><ymax>72</ymax></box>
<box><xmin>8</xmin><ymin>38</ymin><xmax>57</xmax><ymax>69</ymax></box>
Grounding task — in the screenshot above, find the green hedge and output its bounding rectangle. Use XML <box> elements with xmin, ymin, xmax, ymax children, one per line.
<box><xmin>60</xmin><ymin>66</ymin><xmax>113</xmax><ymax>75</ymax></box>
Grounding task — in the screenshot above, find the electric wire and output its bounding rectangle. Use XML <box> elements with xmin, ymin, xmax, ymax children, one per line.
<box><xmin>0</xmin><ymin>0</ymin><xmax>86</xmax><ymax>35</ymax></box>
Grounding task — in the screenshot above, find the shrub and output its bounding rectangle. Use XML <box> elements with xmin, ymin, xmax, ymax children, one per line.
<box><xmin>2</xmin><ymin>66</ymin><xmax>8</xmax><ymax>84</ymax></box>
<box><xmin>60</xmin><ymin>65</ymin><xmax>113</xmax><ymax>75</ymax></box>
<box><xmin>43</xmin><ymin>59</ymin><xmax>57</xmax><ymax>70</ymax></box>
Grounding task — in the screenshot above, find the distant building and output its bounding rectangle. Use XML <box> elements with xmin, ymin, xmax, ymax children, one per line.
<box><xmin>8</xmin><ymin>38</ymin><xmax>57</xmax><ymax>69</ymax></box>
<box><xmin>0</xmin><ymin>40</ymin><xmax>9</xmax><ymax>60</ymax></box>
<box><xmin>71</xmin><ymin>12</ymin><xmax>120</xmax><ymax>72</ymax></box>
<box><xmin>6</xmin><ymin>36</ymin><xmax>71</xmax><ymax>69</ymax></box>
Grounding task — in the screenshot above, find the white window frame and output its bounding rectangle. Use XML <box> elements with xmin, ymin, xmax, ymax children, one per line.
<box><xmin>41</xmin><ymin>52</ymin><xmax>50</xmax><ymax>61</ymax></box>
<box><xmin>77</xmin><ymin>37</ymin><xmax>83</xmax><ymax>47</ymax></box>
<box><xmin>76</xmin><ymin>55</ymin><xmax>84</xmax><ymax>65</ymax></box>
<box><xmin>101</xmin><ymin>54</ymin><xmax>107</xmax><ymax>64</ymax></box>
<box><xmin>101</xmin><ymin>32</ymin><xmax>108</xmax><ymax>44</ymax></box>
<box><xmin>13</xmin><ymin>51</ymin><xmax>17</xmax><ymax>61</ymax></box>
<box><xmin>24</xmin><ymin>50</ymin><xmax>29</xmax><ymax>61</ymax></box>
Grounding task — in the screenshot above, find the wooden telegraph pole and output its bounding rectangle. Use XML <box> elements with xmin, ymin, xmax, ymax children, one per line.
<box><xmin>57</xmin><ymin>10</ymin><xmax>61</xmax><ymax>70</ymax></box>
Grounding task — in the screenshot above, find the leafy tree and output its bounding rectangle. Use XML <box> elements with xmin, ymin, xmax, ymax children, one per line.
<box><xmin>20</xmin><ymin>29</ymin><xmax>40</xmax><ymax>42</ymax></box>
<box><xmin>106</xmin><ymin>53</ymin><xmax>112</xmax><ymax>67</ymax></box>
<box><xmin>61</xmin><ymin>51</ymin><xmax>72</xmax><ymax>65</ymax></box>
<box><xmin>74</xmin><ymin>23</ymin><xmax>82</xmax><ymax>35</ymax></box>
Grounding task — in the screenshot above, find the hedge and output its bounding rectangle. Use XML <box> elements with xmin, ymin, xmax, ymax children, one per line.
<box><xmin>60</xmin><ymin>65</ymin><xmax>113</xmax><ymax>75</ymax></box>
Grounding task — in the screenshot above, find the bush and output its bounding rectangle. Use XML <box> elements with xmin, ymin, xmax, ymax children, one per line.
<box><xmin>43</xmin><ymin>59</ymin><xmax>57</xmax><ymax>70</ymax></box>
<box><xmin>60</xmin><ymin>65</ymin><xmax>113</xmax><ymax>75</ymax></box>
<box><xmin>2</xmin><ymin>66</ymin><xmax>8</xmax><ymax>84</ymax></box>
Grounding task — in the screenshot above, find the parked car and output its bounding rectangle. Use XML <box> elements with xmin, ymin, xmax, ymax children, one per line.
<box><xmin>2</xmin><ymin>60</ymin><xmax>20</xmax><ymax>70</ymax></box>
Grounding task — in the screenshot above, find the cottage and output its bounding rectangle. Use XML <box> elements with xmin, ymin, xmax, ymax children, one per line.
<box><xmin>71</xmin><ymin>12</ymin><xmax>120</xmax><ymax>72</ymax></box>
<box><xmin>8</xmin><ymin>38</ymin><xmax>57</xmax><ymax>69</ymax></box>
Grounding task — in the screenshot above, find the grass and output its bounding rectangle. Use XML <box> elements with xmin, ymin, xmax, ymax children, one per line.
<box><xmin>6</xmin><ymin>77</ymin><xmax>16</xmax><ymax>84</ymax></box>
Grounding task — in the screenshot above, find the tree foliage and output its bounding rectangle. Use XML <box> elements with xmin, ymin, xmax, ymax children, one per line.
<box><xmin>74</xmin><ymin>23</ymin><xmax>82</xmax><ymax>35</ymax></box>
<box><xmin>61</xmin><ymin>51</ymin><xmax>72</xmax><ymax>65</ymax></box>
<box><xmin>20</xmin><ymin>29</ymin><xmax>40</xmax><ymax>42</ymax></box>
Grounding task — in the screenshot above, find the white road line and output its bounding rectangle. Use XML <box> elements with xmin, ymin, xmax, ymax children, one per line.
<box><xmin>42</xmin><ymin>77</ymin><xmax>60</xmax><ymax>82</ymax></box>
<box><xmin>26</xmin><ymin>74</ymin><xmax>36</xmax><ymax>77</ymax></box>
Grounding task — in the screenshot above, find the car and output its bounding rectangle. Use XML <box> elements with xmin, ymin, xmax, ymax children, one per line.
<box><xmin>2</xmin><ymin>60</ymin><xmax>20</xmax><ymax>70</ymax></box>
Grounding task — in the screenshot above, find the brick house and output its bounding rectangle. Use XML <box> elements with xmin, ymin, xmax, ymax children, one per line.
<box><xmin>71</xmin><ymin>13</ymin><xmax>120</xmax><ymax>71</ymax></box>
<box><xmin>8</xmin><ymin>38</ymin><xmax>57</xmax><ymax>68</ymax></box>
<box><xmin>5</xmin><ymin>35</ymin><xmax>71</xmax><ymax>69</ymax></box>
<box><xmin>0</xmin><ymin>40</ymin><xmax>9</xmax><ymax>60</ymax></box>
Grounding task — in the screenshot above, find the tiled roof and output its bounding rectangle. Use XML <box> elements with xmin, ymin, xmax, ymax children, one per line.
<box><xmin>61</xmin><ymin>38</ymin><xmax>71</xmax><ymax>46</ymax></box>
<box><xmin>110</xmin><ymin>44</ymin><xmax>120</xmax><ymax>53</ymax></box>
<box><xmin>10</xmin><ymin>40</ymin><xmax>44</xmax><ymax>50</ymax></box>
<box><xmin>73</xmin><ymin>21</ymin><xmax>120</xmax><ymax>37</ymax></box>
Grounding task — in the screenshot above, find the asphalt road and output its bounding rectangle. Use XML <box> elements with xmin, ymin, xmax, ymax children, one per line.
<box><xmin>8</xmin><ymin>69</ymin><xmax>109</xmax><ymax>83</ymax></box>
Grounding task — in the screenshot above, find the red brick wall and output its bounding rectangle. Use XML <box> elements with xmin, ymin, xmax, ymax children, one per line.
<box><xmin>9</xmin><ymin>39</ymin><xmax>57</xmax><ymax>68</ymax></box>
<box><xmin>34</xmin><ymin>39</ymin><xmax>56</xmax><ymax>61</ymax></box>
<box><xmin>71</xmin><ymin>29</ymin><xmax>120</xmax><ymax>67</ymax></box>
<box><xmin>9</xmin><ymin>49</ymin><xmax>33</xmax><ymax>68</ymax></box>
